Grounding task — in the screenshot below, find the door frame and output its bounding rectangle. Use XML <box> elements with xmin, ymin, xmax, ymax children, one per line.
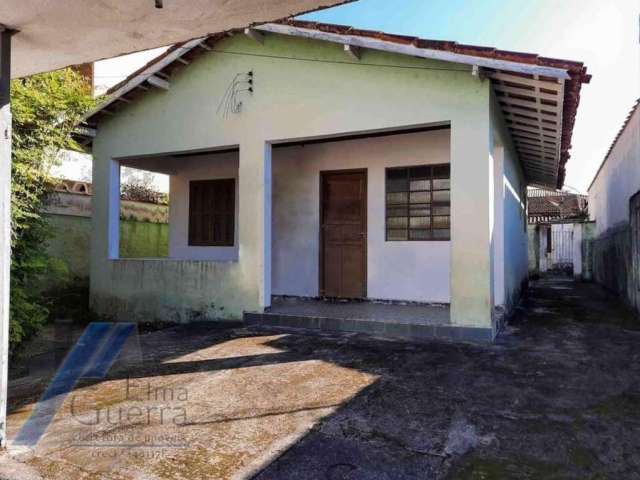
<box><xmin>319</xmin><ymin>168</ymin><xmax>368</xmax><ymax>298</ymax></box>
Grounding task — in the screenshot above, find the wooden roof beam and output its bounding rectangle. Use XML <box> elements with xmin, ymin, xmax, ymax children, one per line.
<box><xmin>343</xmin><ymin>44</ymin><xmax>361</xmax><ymax>60</ymax></box>
<box><xmin>489</xmin><ymin>71</ymin><xmax>562</xmax><ymax>91</ymax></box>
<box><xmin>244</xmin><ymin>28</ymin><xmax>265</xmax><ymax>44</ymax></box>
<box><xmin>147</xmin><ymin>75</ymin><xmax>170</xmax><ymax>90</ymax></box>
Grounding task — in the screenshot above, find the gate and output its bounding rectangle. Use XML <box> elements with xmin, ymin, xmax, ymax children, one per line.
<box><xmin>548</xmin><ymin>225</ymin><xmax>573</xmax><ymax>274</ymax></box>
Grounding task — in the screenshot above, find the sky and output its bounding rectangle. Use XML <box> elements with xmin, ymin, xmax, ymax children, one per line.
<box><xmin>62</xmin><ymin>0</ymin><xmax>640</xmax><ymax>193</ymax></box>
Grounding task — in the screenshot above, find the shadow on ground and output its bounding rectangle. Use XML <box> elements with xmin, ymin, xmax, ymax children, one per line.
<box><xmin>3</xmin><ymin>276</ymin><xmax>640</xmax><ymax>479</ymax></box>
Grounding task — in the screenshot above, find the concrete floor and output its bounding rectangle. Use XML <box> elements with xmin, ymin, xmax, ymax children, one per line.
<box><xmin>2</xmin><ymin>277</ymin><xmax>640</xmax><ymax>479</ymax></box>
<box><xmin>270</xmin><ymin>296</ymin><xmax>450</xmax><ymax>325</ymax></box>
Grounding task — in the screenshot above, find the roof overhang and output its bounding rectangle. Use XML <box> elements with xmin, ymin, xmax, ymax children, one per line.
<box><xmin>487</xmin><ymin>70</ymin><xmax>566</xmax><ymax>187</ymax></box>
<box><xmin>78</xmin><ymin>19</ymin><xmax>590</xmax><ymax>189</ymax></box>
<box><xmin>0</xmin><ymin>0</ymin><xmax>351</xmax><ymax>78</ymax></box>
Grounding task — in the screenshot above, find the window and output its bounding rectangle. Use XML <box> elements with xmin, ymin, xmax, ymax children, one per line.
<box><xmin>188</xmin><ymin>179</ymin><xmax>235</xmax><ymax>246</ymax></box>
<box><xmin>385</xmin><ymin>164</ymin><xmax>450</xmax><ymax>241</ymax></box>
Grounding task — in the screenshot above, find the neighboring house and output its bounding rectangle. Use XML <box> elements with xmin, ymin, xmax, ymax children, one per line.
<box><xmin>76</xmin><ymin>20</ymin><xmax>589</xmax><ymax>342</ymax></box>
<box><xmin>527</xmin><ymin>187</ymin><xmax>592</xmax><ymax>278</ymax></box>
<box><xmin>588</xmin><ymin>99</ymin><xmax>640</xmax><ymax>312</ymax></box>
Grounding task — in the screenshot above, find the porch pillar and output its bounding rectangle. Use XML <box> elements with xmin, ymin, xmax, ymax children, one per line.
<box><xmin>0</xmin><ymin>27</ymin><xmax>11</xmax><ymax>447</ymax></box>
<box><xmin>450</xmin><ymin>113</ymin><xmax>495</xmax><ymax>330</ymax></box>
<box><xmin>107</xmin><ymin>159</ymin><xmax>120</xmax><ymax>259</ymax></box>
<box><xmin>238</xmin><ymin>139</ymin><xmax>272</xmax><ymax>310</ymax></box>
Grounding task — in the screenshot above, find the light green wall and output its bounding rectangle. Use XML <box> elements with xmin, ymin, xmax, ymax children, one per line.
<box><xmin>91</xmin><ymin>31</ymin><xmax>496</xmax><ymax>326</ymax></box>
<box><xmin>44</xmin><ymin>214</ymin><xmax>168</xmax><ymax>285</ymax></box>
<box><xmin>45</xmin><ymin>214</ymin><xmax>92</xmax><ymax>279</ymax></box>
<box><xmin>119</xmin><ymin>219</ymin><xmax>168</xmax><ymax>258</ymax></box>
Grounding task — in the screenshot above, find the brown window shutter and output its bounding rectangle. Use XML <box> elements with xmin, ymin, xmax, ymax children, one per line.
<box><xmin>188</xmin><ymin>179</ymin><xmax>235</xmax><ymax>246</ymax></box>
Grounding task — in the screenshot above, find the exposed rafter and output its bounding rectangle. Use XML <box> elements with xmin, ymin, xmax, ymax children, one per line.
<box><xmin>244</xmin><ymin>28</ymin><xmax>265</xmax><ymax>45</ymax></box>
<box><xmin>488</xmin><ymin>69</ymin><xmax>565</xmax><ymax>187</ymax></box>
<box><xmin>147</xmin><ymin>75</ymin><xmax>170</xmax><ymax>90</ymax></box>
<box><xmin>343</xmin><ymin>44</ymin><xmax>360</xmax><ymax>61</ymax></box>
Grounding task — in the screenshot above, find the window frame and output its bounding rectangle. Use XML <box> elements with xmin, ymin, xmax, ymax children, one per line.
<box><xmin>385</xmin><ymin>163</ymin><xmax>451</xmax><ymax>242</ymax></box>
<box><xmin>188</xmin><ymin>178</ymin><xmax>236</xmax><ymax>247</ymax></box>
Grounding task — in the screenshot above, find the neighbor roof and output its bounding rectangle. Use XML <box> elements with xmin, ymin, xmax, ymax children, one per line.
<box><xmin>79</xmin><ymin>19</ymin><xmax>591</xmax><ymax>189</ymax></box>
<box><xmin>588</xmin><ymin>98</ymin><xmax>640</xmax><ymax>192</ymax></box>
<box><xmin>527</xmin><ymin>187</ymin><xmax>587</xmax><ymax>224</ymax></box>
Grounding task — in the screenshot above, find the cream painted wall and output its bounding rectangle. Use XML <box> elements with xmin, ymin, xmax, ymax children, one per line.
<box><xmin>588</xmin><ymin>104</ymin><xmax>640</xmax><ymax>235</ymax></box>
<box><xmin>168</xmin><ymin>152</ymin><xmax>239</xmax><ymax>261</ymax></box>
<box><xmin>90</xmin><ymin>31</ymin><xmax>498</xmax><ymax>325</ymax></box>
<box><xmin>272</xmin><ymin>130</ymin><xmax>451</xmax><ymax>302</ymax></box>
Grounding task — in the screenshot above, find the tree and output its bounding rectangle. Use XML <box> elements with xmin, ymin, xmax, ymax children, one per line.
<box><xmin>10</xmin><ymin>69</ymin><xmax>95</xmax><ymax>351</ymax></box>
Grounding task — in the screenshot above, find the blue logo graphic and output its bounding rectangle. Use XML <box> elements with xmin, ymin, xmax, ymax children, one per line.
<box><xmin>13</xmin><ymin>322</ymin><xmax>136</xmax><ymax>447</ymax></box>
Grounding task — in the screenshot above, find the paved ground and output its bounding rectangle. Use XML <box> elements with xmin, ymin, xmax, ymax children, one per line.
<box><xmin>2</xmin><ymin>277</ymin><xmax>640</xmax><ymax>479</ymax></box>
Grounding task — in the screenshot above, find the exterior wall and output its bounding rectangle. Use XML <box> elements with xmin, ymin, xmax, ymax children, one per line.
<box><xmin>168</xmin><ymin>152</ymin><xmax>239</xmax><ymax>261</ymax></box>
<box><xmin>91</xmin><ymin>32</ymin><xmax>496</xmax><ymax>325</ymax></box>
<box><xmin>120</xmin><ymin>220</ymin><xmax>168</xmax><ymax>259</ymax></box>
<box><xmin>47</xmin><ymin>215</ymin><xmax>169</xmax><ymax>278</ymax></box>
<box><xmin>527</xmin><ymin>224</ymin><xmax>539</xmax><ymax>274</ymax></box>
<box><xmin>581</xmin><ymin>221</ymin><xmax>595</xmax><ymax>281</ymax></box>
<box><xmin>272</xmin><ymin>130</ymin><xmax>450</xmax><ymax>303</ymax></box>
<box><xmin>589</xmin><ymin>105</ymin><xmax>640</xmax><ymax>236</ymax></box>
<box><xmin>490</xmin><ymin>94</ymin><xmax>528</xmax><ymax>315</ymax></box>
<box><xmin>588</xmin><ymin>103</ymin><xmax>639</xmax><ymax>311</ymax></box>
<box><xmin>45</xmin><ymin>214</ymin><xmax>92</xmax><ymax>279</ymax></box>
<box><xmin>592</xmin><ymin>225</ymin><xmax>631</xmax><ymax>299</ymax></box>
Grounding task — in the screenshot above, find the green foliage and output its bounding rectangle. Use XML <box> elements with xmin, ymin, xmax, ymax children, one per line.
<box><xmin>10</xmin><ymin>69</ymin><xmax>95</xmax><ymax>352</ymax></box>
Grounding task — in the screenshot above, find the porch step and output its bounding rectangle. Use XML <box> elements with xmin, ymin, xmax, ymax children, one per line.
<box><xmin>243</xmin><ymin>311</ymin><xmax>494</xmax><ymax>343</ymax></box>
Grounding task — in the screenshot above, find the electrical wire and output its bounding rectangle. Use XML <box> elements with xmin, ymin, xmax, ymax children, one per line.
<box><xmin>206</xmin><ymin>49</ymin><xmax>470</xmax><ymax>73</ymax></box>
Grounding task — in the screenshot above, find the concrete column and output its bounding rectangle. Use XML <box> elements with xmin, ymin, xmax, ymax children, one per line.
<box><xmin>450</xmin><ymin>111</ymin><xmax>494</xmax><ymax>329</ymax></box>
<box><xmin>107</xmin><ymin>159</ymin><xmax>120</xmax><ymax>259</ymax></box>
<box><xmin>492</xmin><ymin>143</ymin><xmax>505</xmax><ymax>307</ymax></box>
<box><xmin>0</xmin><ymin>28</ymin><xmax>11</xmax><ymax>448</ymax></box>
<box><xmin>238</xmin><ymin>139</ymin><xmax>272</xmax><ymax>310</ymax></box>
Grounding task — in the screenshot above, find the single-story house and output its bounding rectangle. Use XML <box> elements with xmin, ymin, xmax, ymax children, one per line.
<box><xmin>77</xmin><ymin>20</ymin><xmax>590</xmax><ymax>342</ymax></box>
<box><xmin>588</xmin><ymin>98</ymin><xmax>640</xmax><ymax>312</ymax></box>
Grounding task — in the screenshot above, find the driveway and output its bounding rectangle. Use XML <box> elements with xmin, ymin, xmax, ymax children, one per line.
<box><xmin>3</xmin><ymin>277</ymin><xmax>640</xmax><ymax>479</ymax></box>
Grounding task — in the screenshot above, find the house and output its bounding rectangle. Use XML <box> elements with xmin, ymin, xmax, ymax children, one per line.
<box><xmin>526</xmin><ymin>187</ymin><xmax>591</xmax><ymax>278</ymax></box>
<box><xmin>588</xmin><ymin>99</ymin><xmax>640</xmax><ymax>312</ymax></box>
<box><xmin>76</xmin><ymin>20</ymin><xmax>590</xmax><ymax>342</ymax></box>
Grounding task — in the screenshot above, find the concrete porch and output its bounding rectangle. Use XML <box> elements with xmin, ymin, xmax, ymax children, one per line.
<box><xmin>244</xmin><ymin>297</ymin><xmax>494</xmax><ymax>343</ymax></box>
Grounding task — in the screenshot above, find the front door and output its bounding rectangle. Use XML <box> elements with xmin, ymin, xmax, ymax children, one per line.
<box><xmin>320</xmin><ymin>170</ymin><xmax>367</xmax><ymax>298</ymax></box>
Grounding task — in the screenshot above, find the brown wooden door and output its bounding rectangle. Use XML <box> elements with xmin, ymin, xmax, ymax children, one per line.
<box><xmin>320</xmin><ymin>170</ymin><xmax>367</xmax><ymax>298</ymax></box>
